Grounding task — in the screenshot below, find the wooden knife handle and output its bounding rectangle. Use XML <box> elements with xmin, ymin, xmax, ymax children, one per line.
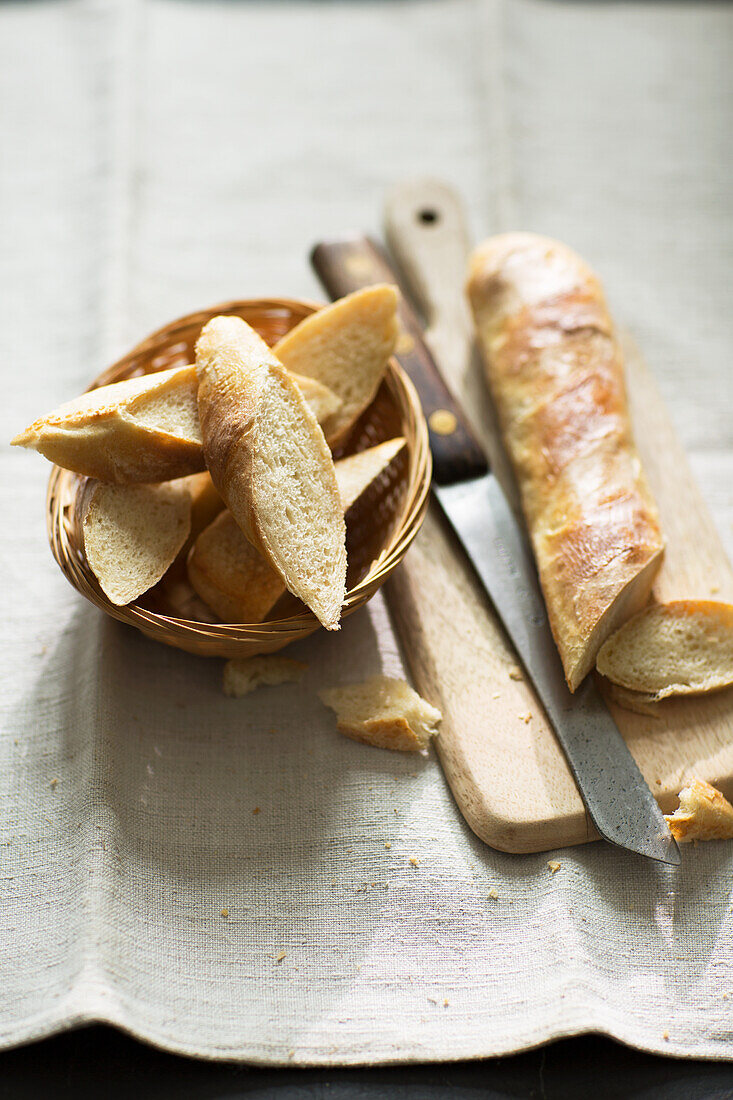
<box><xmin>311</xmin><ymin>236</ymin><xmax>488</xmax><ymax>485</ymax></box>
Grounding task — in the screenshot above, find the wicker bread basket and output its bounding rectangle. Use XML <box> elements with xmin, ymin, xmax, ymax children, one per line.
<box><xmin>46</xmin><ymin>298</ymin><xmax>431</xmax><ymax>657</ymax></box>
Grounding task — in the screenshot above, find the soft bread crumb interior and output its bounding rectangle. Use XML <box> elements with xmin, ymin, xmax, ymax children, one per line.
<box><xmin>249</xmin><ymin>369</ymin><xmax>346</xmax><ymax>629</ymax></box>
<box><xmin>83</xmin><ymin>482</ymin><xmax>191</xmax><ymax>605</ymax></box>
<box><xmin>596</xmin><ymin>600</ymin><xmax>733</xmax><ymax>698</ymax></box>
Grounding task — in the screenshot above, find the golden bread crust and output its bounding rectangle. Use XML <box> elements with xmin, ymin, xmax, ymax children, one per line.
<box><xmin>467</xmin><ymin>233</ymin><xmax>664</xmax><ymax>690</ymax></box>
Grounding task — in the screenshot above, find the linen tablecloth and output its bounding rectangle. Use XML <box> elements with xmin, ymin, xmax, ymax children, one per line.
<box><xmin>1</xmin><ymin>0</ymin><xmax>732</xmax><ymax>1062</ymax></box>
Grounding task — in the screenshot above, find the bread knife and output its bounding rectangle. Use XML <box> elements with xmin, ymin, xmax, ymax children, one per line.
<box><xmin>311</xmin><ymin>227</ymin><xmax>680</xmax><ymax>866</ymax></box>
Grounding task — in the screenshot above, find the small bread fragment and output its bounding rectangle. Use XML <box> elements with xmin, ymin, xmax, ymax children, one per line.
<box><xmin>12</xmin><ymin>365</ymin><xmax>341</xmax><ymax>483</ymax></box>
<box><xmin>596</xmin><ymin>600</ymin><xmax>733</xmax><ymax>701</ymax></box>
<box><xmin>79</xmin><ymin>480</ymin><xmax>191</xmax><ymax>605</ymax></box>
<box><xmin>274</xmin><ymin>285</ymin><xmax>399</xmax><ymax>444</ymax></box>
<box><xmin>665</xmin><ymin>778</ymin><xmax>733</xmax><ymax>842</ymax></box>
<box><xmin>319</xmin><ymin>676</ymin><xmax>442</xmax><ymax>752</ymax></box>
<box><xmin>223</xmin><ymin>656</ymin><xmax>306</xmax><ymax>697</ymax></box>
<box><xmin>195</xmin><ymin>316</ymin><xmax>346</xmax><ymax>630</ymax></box>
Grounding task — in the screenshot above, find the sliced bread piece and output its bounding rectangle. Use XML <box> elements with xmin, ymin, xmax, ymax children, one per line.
<box><xmin>334</xmin><ymin>437</ymin><xmax>406</xmax><ymax>511</ymax></box>
<box><xmin>318</xmin><ymin>675</ymin><xmax>442</xmax><ymax>752</ymax></box>
<box><xmin>664</xmin><ymin>778</ymin><xmax>733</xmax><ymax>842</ymax></box>
<box><xmin>596</xmin><ymin>600</ymin><xmax>733</xmax><ymax>701</ymax></box>
<box><xmin>187</xmin><ymin>438</ymin><xmax>406</xmax><ymax>623</ymax></box>
<box><xmin>78</xmin><ymin>479</ymin><xmax>191</xmax><ymax>605</ymax></box>
<box><xmin>195</xmin><ymin>315</ymin><xmax>346</xmax><ymax>630</ymax></box>
<box><xmin>13</xmin><ymin>366</ymin><xmax>204</xmax><ymax>483</ymax></box>
<box><xmin>13</xmin><ymin>365</ymin><xmax>341</xmax><ymax>483</ymax></box>
<box><xmin>223</xmin><ymin>656</ymin><xmax>307</xmax><ymax>698</ymax></box>
<box><xmin>274</xmin><ymin>285</ymin><xmax>399</xmax><ymax>444</ymax></box>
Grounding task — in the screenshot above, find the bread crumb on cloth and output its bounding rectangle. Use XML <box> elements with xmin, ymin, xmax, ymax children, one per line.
<box><xmin>548</xmin><ymin>860</ymin><xmax>561</xmax><ymax>873</ymax></box>
<box><xmin>664</xmin><ymin>778</ymin><xmax>733</xmax><ymax>842</ymax></box>
<box><xmin>319</xmin><ymin>675</ymin><xmax>441</xmax><ymax>752</ymax></box>
<box><xmin>487</xmin><ymin>888</ymin><xmax>499</xmax><ymax>900</ymax></box>
<box><xmin>223</xmin><ymin>656</ymin><xmax>306</xmax><ymax>698</ymax></box>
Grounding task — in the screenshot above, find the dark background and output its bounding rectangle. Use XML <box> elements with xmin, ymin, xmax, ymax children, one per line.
<box><xmin>1</xmin><ymin>1028</ymin><xmax>733</xmax><ymax>1099</ymax></box>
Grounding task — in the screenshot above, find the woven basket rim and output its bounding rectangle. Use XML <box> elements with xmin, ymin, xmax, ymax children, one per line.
<box><xmin>46</xmin><ymin>296</ymin><xmax>431</xmax><ymax>653</ymax></box>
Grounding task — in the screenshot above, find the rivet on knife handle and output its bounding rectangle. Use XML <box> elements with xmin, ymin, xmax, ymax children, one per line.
<box><xmin>311</xmin><ymin>237</ymin><xmax>488</xmax><ymax>485</ymax></box>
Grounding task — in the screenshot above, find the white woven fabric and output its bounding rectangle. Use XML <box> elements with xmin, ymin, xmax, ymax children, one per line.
<box><xmin>1</xmin><ymin>0</ymin><xmax>732</xmax><ymax>1063</ymax></box>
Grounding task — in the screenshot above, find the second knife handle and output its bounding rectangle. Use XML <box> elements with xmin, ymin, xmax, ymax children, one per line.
<box><xmin>311</xmin><ymin>236</ymin><xmax>488</xmax><ymax>485</ymax></box>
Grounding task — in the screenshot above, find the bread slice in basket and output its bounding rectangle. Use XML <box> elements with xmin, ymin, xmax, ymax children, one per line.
<box><xmin>78</xmin><ymin>479</ymin><xmax>191</xmax><ymax>605</ymax></box>
<box><xmin>274</xmin><ymin>284</ymin><xmax>400</xmax><ymax>445</ymax></box>
<box><xmin>12</xmin><ymin>365</ymin><xmax>341</xmax><ymax>484</ymax></box>
<box><xmin>195</xmin><ymin>315</ymin><xmax>346</xmax><ymax>631</ymax></box>
<box><xmin>187</xmin><ymin>437</ymin><xmax>406</xmax><ymax>624</ymax></box>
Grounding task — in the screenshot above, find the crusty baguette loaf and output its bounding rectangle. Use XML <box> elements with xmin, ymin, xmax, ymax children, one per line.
<box><xmin>12</xmin><ymin>365</ymin><xmax>341</xmax><ymax>483</ymax></box>
<box><xmin>223</xmin><ymin>656</ymin><xmax>306</xmax><ymax>697</ymax></box>
<box><xmin>467</xmin><ymin>233</ymin><xmax>665</xmax><ymax>691</ymax></box>
<box><xmin>187</xmin><ymin>438</ymin><xmax>406</xmax><ymax>623</ymax></box>
<box><xmin>319</xmin><ymin>675</ymin><xmax>442</xmax><ymax>752</ymax></box>
<box><xmin>195</xmin><ymin>315</ymin><xmax>346</xmax><ymax>630</ymax></box>
<box><xmin>78</xmin><ymin>479</ymin><xmax>191</xmax><ymax>605</ymax></box>
<box><xmin>596</xmin><ymin>600</ymin><xmax>733</xmax><ymax>701</ymax></box>
<box><xmin>274</xmin><ymin>285</ymin><xmax>400</xmax><ymax>444</ymax></box>
<box><xmin>665</xmin><ymin>778</ymin><xmax>733</xmax><ymax>842</ymax></box>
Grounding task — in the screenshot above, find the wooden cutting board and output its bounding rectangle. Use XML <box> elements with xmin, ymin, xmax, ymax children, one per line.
<box><xmin>382</xmin><ymin>180</ymin><xmax>733</xmax><ymax>854</ymax></box>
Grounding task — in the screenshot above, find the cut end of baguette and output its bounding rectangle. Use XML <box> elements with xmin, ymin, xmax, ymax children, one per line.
<box><xmin>223</xmin><ymin>656</ymin><xmax>306</xmax><ymax>698</ymax></box>
<box><xmin>560</xmin><ymin>544</ymin><xmax>665</xmax><ymax>692</ymax></box>
<box><xmin>274</xmin><ymin>285</ymin><xmax>399</xmax><ymax>444</ymax></box>
<box><xmin>665</xmin><ymin>778</ymin><xmax>733</xmax><ymax>842</ymax></box>
<box><xmin>195</xmin><ymin>315</ymin><xmax>347</xmax><ymax>631</ymax></box>
<box><xmin>319</xmin><ymin>676</ymin><xmax>442</xmax><ymax>752</ymax></box>
<box><xmin>80</xmin><ymin>480</ymin><xmax>191</xmax><ymax>605</ymax></box>
<box><xmin>596</xmin><ymin>600</ymin><xmax>733</xmax><ymax>700</ymax></box>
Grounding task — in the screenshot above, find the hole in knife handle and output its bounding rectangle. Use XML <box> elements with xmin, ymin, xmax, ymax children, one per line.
<box><xmin>417</xmin><ymin>208</ymin><xmax>439</xmax><ymax>225</ymax></box>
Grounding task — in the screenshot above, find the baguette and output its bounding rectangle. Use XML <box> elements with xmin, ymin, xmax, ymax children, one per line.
<box><xmin>467</xmin><ymin>233</ymin><xmax>665</xmax><ymax>690</ymax></box>
<box><xmin>187</xmin><ymin>438</ymin><xmax>406</xmax><ymax>623</ymax></box>
<box><xmin>78</xmin><ymin>479</ymin><xmax>191</xmax><ymax>605</ymax></box>
<box><xmin>195</xmin><ymin>315</ymin><xmax>346</xmax><ymax>630</ymax></box>
<box><xmin>12</xmin><ymin>365</ymin><xmax>341</xmax><ymax>483</ymax></box>
<box><xmin>596</xmin><ymin>600</ymin><xmax>733</xmax><ymax>701</ymax></box>
<box><xmin>274</xmin><ymin>285</ymin><xmax>399</xmax><ymax>444</ymax></box>
<box><xmin>318</xmin><ymin>676</ymin><xmax>442</xmax><ymax>752</ymax></box>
